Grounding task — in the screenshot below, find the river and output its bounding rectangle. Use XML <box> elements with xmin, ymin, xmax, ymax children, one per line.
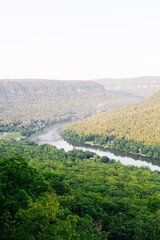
<box><xmin>27</xmin><ymin>124</ymin><xmax>160</xmax><ymax>172</ymax></box>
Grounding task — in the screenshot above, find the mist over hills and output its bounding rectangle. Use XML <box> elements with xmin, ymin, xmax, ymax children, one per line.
<box><xmin>93</xmin><ymin>76</ymin><xmax>160</xmax><ymax>99</ymax></box>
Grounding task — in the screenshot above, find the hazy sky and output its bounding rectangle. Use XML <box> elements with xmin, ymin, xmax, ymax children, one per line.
<box><xmin>0</xmin><ymin>0</ymin><xmax>160</xmax><ymax>80</ymax></box>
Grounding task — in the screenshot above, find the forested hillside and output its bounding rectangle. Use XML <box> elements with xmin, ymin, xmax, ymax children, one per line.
<box><xmin>1</xmin><ymin>78</ymin><xmax>160</xmax><ymax>137</ymax></box>
<box><xmin>62</xmin><ymin>89</ymin><xmax>160</xmax><ymax>158</ymax></box>
<box><xmin>1</xmin><ymin>140</ymin><xmax>160</xmax><ymax>239</ymax></box>
<box><xmin>0</xmin><ymin>79</ymin><xmax>138</xmax><ymax>136</ymax></box>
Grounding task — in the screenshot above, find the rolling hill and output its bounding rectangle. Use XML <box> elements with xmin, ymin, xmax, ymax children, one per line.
<box><xmin>0</xmin><ymin>79</ymin><xmax>139</xmax><ymax>135</ymax></box>
<box><xmin>63</xmin><ymin>89</ymin><xmax>160</xmax><ymax>148</ymax></box>
<box><xmin>1</xmin><ymin>77</ymin><xmax>160</xmax><ymax>138</ymax></box>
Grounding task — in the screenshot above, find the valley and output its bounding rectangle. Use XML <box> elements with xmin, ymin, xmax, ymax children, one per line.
<box><xmin>1</xmin><ymin>77</ymin><xmax>160</xmax><ymax>239</ymax></box>
<box><xmin>62</xmin><ymin>87</ymin><xmax>160</xmax><ymax>159</ymax></box>
<box><xmin>0</xmin><ymin>79</ymin><xmax>139</xmax><ymax>136</ymax></box>
<box><xmin>2</xmin><ymin>1</ymin><xmax>160</xmax><ymax>238</ymax></box>
<box><xmin>27</xmin><ymin>124</ymin><xmax>160</xmax><ymax>171</ymax></box>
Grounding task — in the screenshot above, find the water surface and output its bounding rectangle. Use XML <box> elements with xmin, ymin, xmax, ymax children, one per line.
<box><xmin>27</xmin><ymin>125</ymin><xmax>160</xmax><ymax>172</ymax></box>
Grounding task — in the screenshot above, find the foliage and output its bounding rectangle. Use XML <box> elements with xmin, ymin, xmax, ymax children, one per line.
<box><xmin>1</xmin><ymin>140</ymin><xmax>160</xmax><ymax>239</ymax></box>
<box><xmin>0</xmin><ymin>155</ymin><xmax>48</xmax><ymax>239</ymax></box>
<box><xmin>63</xmin><ymin>90</ymin><xmax>160</xmax><ymax>156</ymax></box>
<box><xmin>62</xmin><ymin>130</ymin><xmax>160</xmax><ymax>159</ymax></box>
<box><xmin>0</xmin><ymin>79</ymin><xmax>138</xmax><ymax>136</ymax></box>
<box><xmin>12</xmin><ymin>194</ymin><xmax>77</xmax><ymax>240</ymax></box>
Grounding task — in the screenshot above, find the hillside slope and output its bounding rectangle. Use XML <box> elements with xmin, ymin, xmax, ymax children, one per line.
<box><xmin>0</xmin><ymin>79</ymin><xmax>138</xmax><ymax>132</ymax></box>
<box><xmin>63</xmin><ymin>89</ymin><xmax>160</xmax><ymax>146</ymax></box>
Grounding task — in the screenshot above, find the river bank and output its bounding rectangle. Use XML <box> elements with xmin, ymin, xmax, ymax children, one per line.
<box><xmin>84</xmin><ymin>141</ymin><xmax>151</xmax><ymax>158</ymax></box>
<box><xmin>27</xmin><ymin>124</ymin><xmax>160</xmax><ymax>171</ymax></box>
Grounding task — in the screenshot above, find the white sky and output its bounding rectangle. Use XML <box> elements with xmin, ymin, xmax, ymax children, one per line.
<box><xmin>0</xmin><ymin>0</ymin><xmax>160</xmax><ymax>80</ymax></box>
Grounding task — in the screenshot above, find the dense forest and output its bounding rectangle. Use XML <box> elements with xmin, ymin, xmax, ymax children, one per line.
<box><xmin>1</xmin><ymin>77</ymin><xmax>160</xmax><ymax>137</ymax></box>
<box><xmin>62</xmin><ymin>89</ymin><xmax>160</xmax><ymax>158</ymax></box>
<box><xmin>1</xmin><ymin>140</ymin><xmax>160</xmax><ymax>239</ymax></box>
<box><xmin>0</xmin><ymin>79</ymin><xmax>139</xmax><ymax>136</ymax></box>
<box><xmin>1</xmin><ymin>78</ymin><xmax>160</xmax><ymax>239</ymax></box>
